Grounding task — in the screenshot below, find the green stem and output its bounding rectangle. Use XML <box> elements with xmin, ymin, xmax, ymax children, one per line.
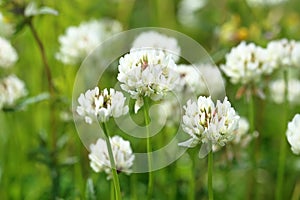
<box><xmin>130</xmin><ymin>175</ymin><xmax>137</xmax><ymax>200</ymax></box>
<box><xmin>102</xmin><ymin>122</ymin><xmax>122</xmax><ymax>200</ymax></box>
<box><xmin>208</xmin><ymin>151</ymin><xmax>214</xmax><ymax>200</ymax></box>
<box><xmin>111</xmin><ymin>181</ymin><xmax>115</xmax><ymax>200</ymax></box>
<box><xmin>275</xmin><ymin>70</ymin><xmax>289</xmax><ymax>200</ymax></box>
<box><xmin>246</xmin><ymin>89</ymin><xmax>256</xmax><ymax>200</ymax></box>
<box><xmin>144</xmin><ymin>98</ymin><xmax>153</xmax><ymax>200</ymax></box>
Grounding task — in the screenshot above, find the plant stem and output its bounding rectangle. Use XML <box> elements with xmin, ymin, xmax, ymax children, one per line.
<box><xmin>143</xmin><ymin>98</ymin><xmax>153</xmax><ymax>200</ymax></box>
<box><xmin>275</xmin><ymin>70</ymin><xmax>289</xmax><ymax>200</ymax></box>
<box><xmin>208</xmin><ymin>151</ymin><xmax>214</xmax><ymax>200</ymax></box>
<box><xmin>27</xmin><ymin>19</ymin><xmax>58</xmax><ymax>198</ymax></box>
<box><xmin>111</xmin><ymin>181</ymin><xmax>115</xmax><ymax>200</ymax></box>
<box><xmin>102</xmin><ymin>122</ymin><xmax>122</xmax><ymax>200</ymax></box>
<box><xmin>246</xmin><ymin>88</ymin><xmax>256</xmax><ymax>200</ymax></box>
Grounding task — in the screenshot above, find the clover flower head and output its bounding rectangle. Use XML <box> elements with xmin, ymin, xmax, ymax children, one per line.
<box><xmin>266</xmin><ymin>39</ymin><xmax>300</xmax><ymax>68</ymax></box>
<box><xmin>0</xmin><ymin>75</ymin><xmax>27</xmax><ymax>109</ymax></box>
<box><xmin>76</xmin><ymin>87</ymin><xmax>128</xmax><ymax>124</ymax></box>
<box><xmin>221</xmin><ymin>42</ymin><xmax>272</xmax><ymax>85</ymax></box>
<box><xmin>117</xmin><ymin>49</ymin><xmax>180</xmax><ymax>113</ymax></box>
<box><xmin>179</xmin><ymin>96</ymin><xmax>239</xmax><ymax>152</ymax></box>
<box><xmin>175</xmin><ymin>64</ymin><xmax>207</xmax><ymax>95</ymax></box>
<box><xmin>286</xmin><ymin>114</ymin><xmax>300</xmax><ymax>155</ymax></box>
<box><xmin>89</xmin><ymin>135</ymin><xmax>135</xmax><ymax>179</ymax></box>
<box><xmin>0</xmin><ymin>36</ymin><xmax>18</xmax><ymax>68</ymax></box>
<box><xmin>56</xmin><ymin>19</ymin><xmax>122</xmax><ymax>65</ymax></box>
<box><xmin>269</xmin><ymin>79</ymin><xmax>300</xmax><ymax>106</ymax></box>
<box><xmin>132</xmin><ymin>31</ymin><xmax>181</xmax><ymax>62</ymax></box>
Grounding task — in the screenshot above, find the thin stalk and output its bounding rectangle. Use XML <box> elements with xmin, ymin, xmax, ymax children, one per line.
<box><xmin>246</xmin><ymin>88</ymin><xmax>256</xmax><ymax>200</ymax></box>
<box><xmin>130</xmin><ymin>175</ymin><xmax>137</xmax><ymax>200</ymax></box>
<box><xmin>143</xmin><ymin>98</ymin><xmax>153</xmax><ymax>200</ymax></box>
<box><xmin>275</xmin><ymin>70</ymin><xmax>289</xmax><ymax>200</ymax></box>
<box><xmin>27</xmin><ymin>19</ymin><xmax>58</xmax><ymax>198</ymax></box>
<box><xmin>102</xmin><ymin>122</ymin><xmax>122</xmax><ymax>200</ymax></box>
<box><xmin>188</xmin><ymin>159</ymin><xmax>195</xmax><ymax>200</ymax></box>
<box><xmin>111</xmin><ymin>181</ymin><xmax>115</xmax><ymax>200</ymax></box>
<box><xmin>208</xmin><ymin>151</ymin><xmax>214</xmax><ymax>200</ymax></box>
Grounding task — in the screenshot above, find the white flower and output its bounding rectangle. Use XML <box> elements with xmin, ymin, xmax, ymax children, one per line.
<box><xmin>177</xmin><ymin>0</ymin><xmax>207</xmax><ymax>27</ymax></box>
<box><xmin>179</xmin><ymin>96</ymin><xmax>239</xmax><ymax>151</ymax></box>
<box><xmin>0</xmin><ymin>75</ymin><xmax>27</xmax><ymax>109</ymax></box>
<box><xmin>132</xmin><ymin>31</ymin><xmax>181</xmax><ymax>62</ymax></box>
<box><xmin>286</xmin><ymin>114</ymin><xmax>300</xmax><ymax>155</ymax></box>
<box><xmin>266</xmin><ymin>39</ymin><xmax>300</xmax><ymax>68</ymax></box>
<box><xmin>89</xmin><ymin>135</ymin><xmax>135</xmax><ymax>179</ymax></box>
<box><xmin>246</xmin><ymin>0</ymin><xmax>288</xmax><ymax>7</ymax></box>
<box><xmin>175</xmin><ymin>64</ymin><xmax>207</xmax><ymax>95</ymax></box>
<box><xmin>56</xmin><ymin>19</ymin><xmax>122</xmax><ymax>65</ymax></box>
<box><xmin>0</xmin><ymin>12</ymin><xmax>14</xmax><ymax>37</ymax></box>
<box><xmin>117</xmin><ymin>49</ymin><xmax>180</xmax><ymax>113</ymax></box>
<box><xmin>176</xmin><ymin>64</ymin><xmax>225</xmax><ymax>97</ymax></box>
<box><xmin>76</xmin><ymin>87</ymin><xmax>128</xmax><ymax>124</ymax></box>
<box><xmin>0</xmin><ymin>36</ymin><xmax>18</xmax><ymax>68</ymax></box>
<box><xmin>221</xmin><ymin>42</ymin><xmax>273</xmax><ymax>85</ymax></box>
<box><xmin>292</xmin><ymin>42</ymin><xmax>300</xmax><ymax>67</ymax></box>
<box><xmin>269</xmin><ymin>79</ymin><xmax>300</xmax><ymax>105</ymax></box>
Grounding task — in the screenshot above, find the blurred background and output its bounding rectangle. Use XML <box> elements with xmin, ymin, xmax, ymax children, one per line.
<box><xmin>1</xmin><ymin>0</ymin><xmax>300</xmax><ymax>199</ymax></box>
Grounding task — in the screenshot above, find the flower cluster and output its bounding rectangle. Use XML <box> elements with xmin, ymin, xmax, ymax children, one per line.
<box><xmin>175</xmin><ymin>64</ymin><xmax>207</xmax><ymax>95</ymax></box>
<box><xmin>76</xmin><ymin>87</ymin><xmax>128</xmax><ymax>124</ymax></box>
<box><xmin>269</xmin><ymin>79</ymin><xmax>300</xmax><ymax>105</ymax></box>
<box><xmin>0</xmin><ymin>75</ymin><xmax>27</xmax><ymax>109</ymax></box>
<box><xmin>286</xmin><ymin>114</ymin><xmax>300</xmax><ymax>155</ymax></box>
<box><xmin>179</xmin><ymin>96</ymin><xmax>239</xmax><ymax>151</ymax></box>
<box><xmin>56</xmin><ymin>19</ymin><xmax>122</xmax><ymax>65</ymax></box>
<box><xmin>131</xmin><ymin>31</ymin><xmax>181</xmax><ymax>62</ymax></box>
<box><xmin>89</xmin><ymin>135</ymin><xmax>135</xmax><ymax>179</ymax></box>
<box><xmin>221</xmin><ymin>42</ymin><xmax>275</xmax><ymax>85</ymax></box>
<box><xmin>0</xmin><ymin>36</ymin><xmax>18</xmax><ymax>68</ymax></box>
<box><xmin>117</xmin><ymin>49</ymin><xmax>180</xmax><ymax>112</ymax></box>
<box><xmin>266</xmin><ymin>39</ymin><xmax>300</xmax><ymax>68</ymax></box>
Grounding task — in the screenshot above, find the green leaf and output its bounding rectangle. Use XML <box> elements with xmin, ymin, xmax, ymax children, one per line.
<box><xmin>2</xmin><ymin>93</ymin><xmax>50</xmax><ymax>112</ymax></box>
<box><xmin>24</xmin><ymin>2</ymin><xmax>58</xmax><ymax>17</ymax></box>
<box><xmin>85</xmin><ymin>178</ymin><xmax>96</xmax><ymax>200</ymax></box>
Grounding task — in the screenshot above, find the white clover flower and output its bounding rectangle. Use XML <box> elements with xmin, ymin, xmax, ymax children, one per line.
<box><xmin>56</xmin><ymin>19</ymin><xmax>122</xmax><ymax>65</ymax></box>
<box><xmin>89</xmin><ymin>135</ymin><xmax>135</xmax><ymax>179</ymax></box>
<box><xmin>76</xmin><ymin>87</ymin><xmax>128</xmax><ymax>124</ymax></box>
<box><xmin>179</xmin><ymin>96</ymin><xmax>239</xmax><ymax>151</ymax></box>
<box><xmin>177</xmin><ymin>0</ymin><xmax>207</xmax><ymax>27</ymax></box>
<box><xmin>266</xmin><ymin>39</ymin><xmax>300</xmax><ymax>68</ymax></box>
<box><xmin>0</xmin><ymin>36</ymin><xmax>18</xmax><ymax>68</ymax></box>
<box><xmin>132</xmin><ymin>31</ymin><xmax>181</xmax><ymax>62</ymax></box>
<box><xmin>221</xmin><ymin>42</ymin><xmax>273</xmax><ymax>85</ymax></box>
<box><xmin>291</xmin><ymin>42</ymin><xmax>300</xmax><ymax>67</ymax></box>
<box><xmin>0</xmin><ymin>12</ymin><xmax>14</xmax><ymax>37</ymax></box>
<box><xmin>175</xmin><ymin>64</ymin><xmax>207</xmax><ymax>95</ymax></box>
<box><xmin>286</xmin><ymin>114</ymin><xmax>300</xmax><ymax>155</ymax></box>
<box><xmin>0</xmin><ymin>75</ymin><xmax>27</xmax><ymax>109</ymax></box>
<box><xmin>117</xmin><ymin>49</ymin><xmax>180</xmax><ymax>113</ymax></box>
<box><xmin>246</xmin><ymin>0</ymin><xmax>288</xmax><ymax>7</ymax></box>
<box><xmin>269</xmin><ymin>79</ymin><xmax>300</xmax><ymax>105</ymax></box>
